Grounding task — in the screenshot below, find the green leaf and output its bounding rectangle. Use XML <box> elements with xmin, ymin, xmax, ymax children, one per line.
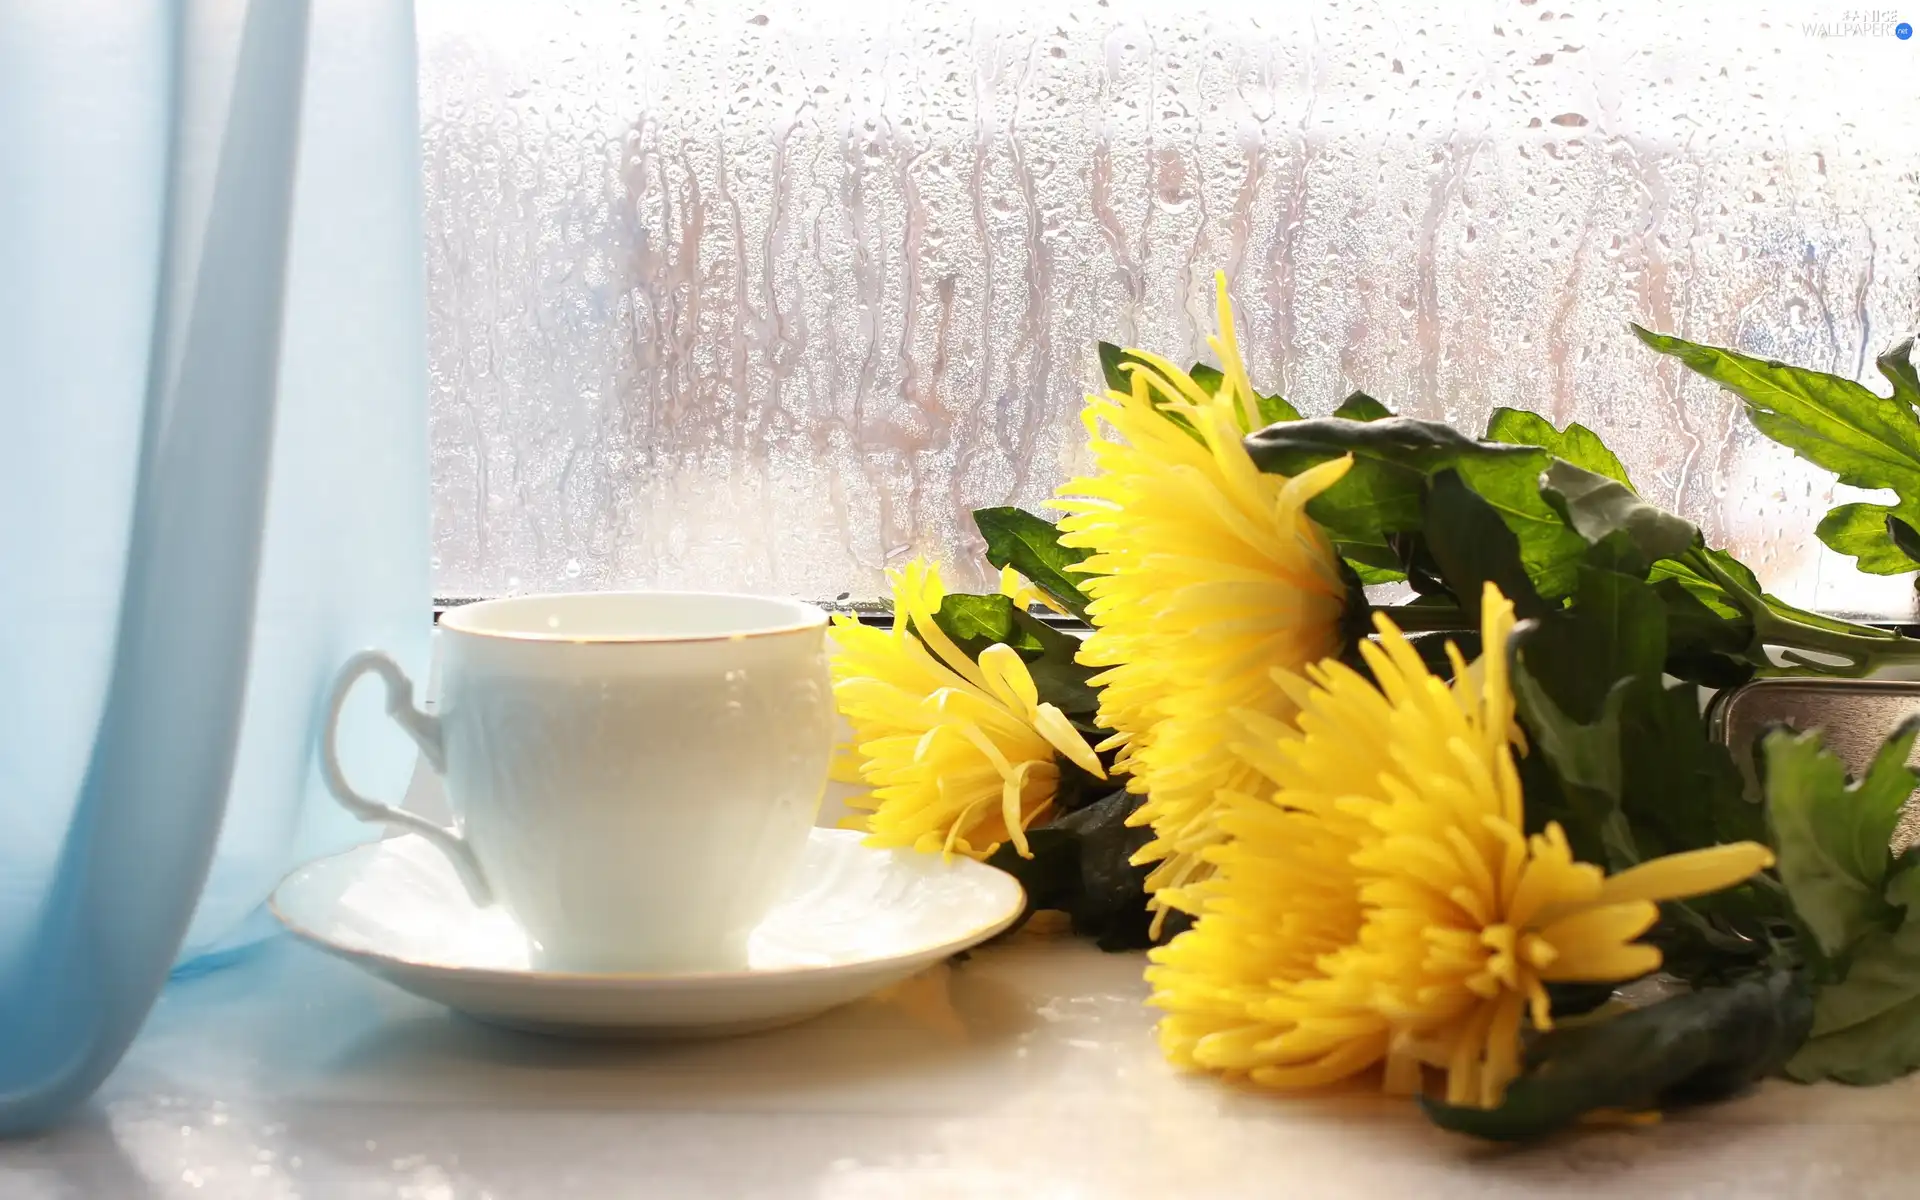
<box><xmin>1482</xmin><ymin>416</ymin><xmax>1757</xmax><ymax>680</ymax></box>
<box><xmin>1338</xmin><ymin>543</ymin><xmax>1408</xmax><ymax>585</ymax></box>
<box><xmin>1634</xmin><ymin>325</ymin><xmax>1920</xmax><ymax>575</ymax></box>
<box><xmin>1762</xmin><ymin>723</ymin><xmax>1918</xmax><ymax>962</ymax></box>
<box><xmin>1096</xmin><ymin>342</ymin><xmax>1206</xmax><ymax>443</ymax></box>
<box><xmin>1511</xmin><ymin>564</ymin><xmax>1767</xmax><ymax>890</ymax></box>
<box><xmin>984</xmin><ymin>789</ymin><xmax>1166</xmax><ymax>951</ymax></box>
<box><xmin>1331</xmin><ymin>391</ymin><xmax>1393</xmax><ymax>422</ymax></box>
<box><xmin>919</xmin><ymin>590</ymin><xmax>1099</xmax><ymax>717</ymax></box>
<box><xmin>1813</xmin><ymin>502</ymin><xmax>1920</xmax><ymax>574</ymax></box>
<box><xmin>1788</xmin><ymin>863</ymin><xmax>1920</xmax><ymax>1084</ymax></box>
<box><xmin>1633</xmin><ymin>324</ymin><xmax>1920</xmax><ymax>495</ymax></box>
<box><xmin>1196</xmin><ymin>363</ymin><xmax>1305</xmax><ymax>426</ymax></box>
<box><xmin>1540</xmin><ymin>459</ymin><xmax>1700</xmax><ymax>570</ymax></box>
<box><xmin>1877</xmin><ymin>338</ymin><xmax>1920</xmax><ymax>414</ymax></box>
<box><xmin>1454</xmin><ymin>457</ymin><xmax>1591</xmax><ymax>600</ymax></box>
<box><xmin>974</xmin><ymin>507</ymin><xmax>1093</xmax><ymax>620</ymax></box>
<box><xmin>1620</xmin><ymin>678</ymin><xmax>1768</xmax><ymax>857</ymax></box>
<box><xmin>1649</xmin><ymin>577</ymin><xmax>1756</xmax><ymax>690</ymax></box>
<box><xmin>1518</xmin><ymin>566</ymin><xmax>1667</xmax><ymax>725</ymax></box>
<box><xmin>1649</xmin><ymin>546</ymin><xmax>1757</xmax><ymax>619</ymax></box>
<box><xmin>1421</xmin><ymin>470</ymin><xmax>1549</xmax><ymax>619</ymax></box>
<box><xmin>1015</xmin><ymin>611</ymin><xmax>1101</xmax><ymax>716</ymax></box>
<box><xmin>1424</xmin><ymin>971</ymin><xmax>1813</xmax><ymax>1142</ymax></box>
<box><xmin>1475</xmin><ymin>406</ymin><xmax>1768</xmax><ymax>675</ymax></box>
<box><xmin>1096</xmin><ymin>341</ymin><xmax>1152</xmax><ymax>394</ymax></box>
<box><xmin>1246</xmin><ymin>415</ymin><xmax>1535</xmax><ymax>527</ymax></box>
<box><xmin>1511</xmin><ymin>665</ymin><xmax>1637</xmax><ymax>868</ymax></box>
<box><xmin>1244</xmin><ymin>416</ymin><xmax>1586</xmax><ymax>596</ymax></box>
<box><xmin>1255</xmin><ymin>390</ymin><xmax>1302</xmax><ymax>426</ymax></box>
<box><xmin>1486</xmin><ymin>408</ymin><xmax>1633</xmax><ymax>485</ymax></box>
<box><xmin>928</xmin><ymin>592</ymin><xmax>1037</xmax><ymax>657</ymax></box>
<box><xmin>1648</xmin><ymin>545</ymin><xmax>1886</xmax><ymax>645</ymax></box>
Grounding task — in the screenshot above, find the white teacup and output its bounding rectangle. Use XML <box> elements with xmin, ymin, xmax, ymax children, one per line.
<box><xmin>320</xmin><ymin>591</ymin><xmax>834</xmax><ymax>974</ymax></box>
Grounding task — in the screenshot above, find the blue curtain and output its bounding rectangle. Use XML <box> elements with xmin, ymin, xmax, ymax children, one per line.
<box><xmin>0</xmin><ymin>0</ymin><xmax>430</xmax><ymax>1132</ymax></box>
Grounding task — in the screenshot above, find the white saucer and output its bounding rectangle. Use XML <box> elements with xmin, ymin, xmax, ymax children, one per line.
<box><xmin>269</xmin><ymin>828</ymin><xmax>1025</xmax><ymax>1038</ymax></box>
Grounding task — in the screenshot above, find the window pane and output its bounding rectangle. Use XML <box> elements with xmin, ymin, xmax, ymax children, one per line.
<box><xmin>419</xmin><ymin>1</ymin><xmax>1920</xmax><ymax>617</ymax></box>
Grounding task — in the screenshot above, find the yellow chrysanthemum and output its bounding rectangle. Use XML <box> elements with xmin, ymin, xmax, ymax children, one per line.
<box><xmin>831</xmin><ymin>559</ymin><xmax>1105</xmax><ymax>860</ymax></box>
<box><xmin>1054</xmin><ymin>272</ymin><xmax>1354</xmax><ymax>913</ymax></box>
<box><xmin>1146</xmin><ymin>582</ymin><xmax>1776</xmax><ymax>1109</ymax></box>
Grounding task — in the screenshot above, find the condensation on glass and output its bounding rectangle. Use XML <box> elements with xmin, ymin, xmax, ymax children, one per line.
<box><xmin>417</xmin><ymin>0</ymin><xmax>1920</xmax><ymax>615</ymax></box>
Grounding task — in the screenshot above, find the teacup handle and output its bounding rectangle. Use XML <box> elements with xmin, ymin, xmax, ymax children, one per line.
<box><xmin>320</xmin><ymin>649</ymin><xmax>493</xmax><ymax>905</ymax></box>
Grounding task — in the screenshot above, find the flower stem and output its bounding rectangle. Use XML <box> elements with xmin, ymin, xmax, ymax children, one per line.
<box><xmin>1685</xmin><ymin>547</ymin><xmax>1920</xmax><ymax>676</ymax></box>
<box><xmin>1364</xmin><ymin>604</ymin><xmax>1476</xmax><ymax>633</ymax></box>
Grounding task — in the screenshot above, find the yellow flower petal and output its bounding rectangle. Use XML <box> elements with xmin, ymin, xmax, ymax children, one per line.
<box><xmin>1595</xmin><ymin>841</ymin><xmax>1777</xmax><ymax>907</ymax></box>
<box><xmin>1054</xmin><ymin>276</ymin><xmax>1355</xmax><ymax>925</ymax></box>
<box><xmin>830</xmin><ymin>559</ymin><xmax>1101</xmax><ymax>863</ymax></box>
<box><xmin>1000</xmin><ymin>565</ymin><xmax>1071</xmax><ymax>617</ymax></box>
<box><xmin>1151</xmin><ymin>581</ymin><xmax>1775</xmax><ymax>1110</ymax></box>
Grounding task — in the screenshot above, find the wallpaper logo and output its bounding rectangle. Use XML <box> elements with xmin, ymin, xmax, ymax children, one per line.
<box><xmin>1801</xmin><ymin>9</ymin><xmax>1909</xmax><ymax>35</ymax></box>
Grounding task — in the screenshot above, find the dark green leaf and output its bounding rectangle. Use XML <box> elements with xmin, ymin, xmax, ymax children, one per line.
<box><xmin>1505</xmin><ymin>723</ymin><xmax>1604</xmax><ymax>870</ymax></box>
<box><xmin>1762</xmin><ymin>722</ymin><xmax>1919</xmax><ymax>962</ymax></box>
<box><xmin>1014</xmin><ymin>609</ymin><xmax>1101</xmax><ymax>716</ymax></box>
<box><xmin>1649</xmin><ymin>547</ymin><xmax>1756</xmax><ymax>619</ymax></box>
<box><xmin>1246</xmin><ymin>416</ymin><xmax>1491</xmax><ymax>536</ymax></box>
<box><xmin>1246</xmin><ymin>415</ymin><xmax>1535</xmax><ymax>510</ymax></box>
<box><xmin>1891</xmin><ymin>516</ymin><xmax>1920</xmax><ymax>566</ymax></box>
<box><xmin>1244</xmin><ymin>416</ymin><xmax>1586</xmax><ymax>596</ymax></box>
<box><xmin>1478</xmin><ymin>414</ymin><xmax>1762</xmax><ymax>682</ymax></box>
<box><xmin>1579</xmin><ymin>527</ymin><xmax>1654</xmax><ymax>578</ymax></box>
<box><xmin>1517</xmin><ymin>567</ymin><xmax>1666</xmax><ymax>725</ymax></box>
<box><xmin>1424</xmin><ymin>971</ymin><xmax>1813</xmax><ymax>1142</ymax></box>
<box><xmin>1389</xmin><ymin>530</ymin><xmax>1453</xmax><ymax>597</ymax></box>
<box><xmin>1540</xmin><ymin>459</ymin><xmax>1700</xmax><ymax>570</ymax></box>
<box><xmin>1542</xmin><ymin>982</ymin><xmax>1620</xmax><ymax>1020</ymax></box>
<box><xmin>1422</xmin><ymin>470</ymin><xmax>1549</xmax><ymax>619</ymax></box>
<box><xmin>1511</xmin><ymin>565</ymin><xmax>1767</xmax><ymax>898</ymax></box>
<box><xmin>1486</xmin><ymin>408</ymin><xmax>1633</xmax><ymax>485</ymax></box>
<box><xmin>974</xmin><ymin>506</ymin><xmax>1093</xmax><ymax>620</ymax></box>
<box><xmin>985</xmin><ymin>827</ymin><xmax>1078</xmax><ymax>931</ymax></box>
<box><xmin>984</xmin><ymin>789</ymin><xmax>1167</xmax><ymax>951</ymax></box>
<box><xmin>1331</xmin><ymin>391</ymin><xmax>1393</xmax><ymax>422</ymax></box>
<box><xmin>1813</xmin><ymin>503</ymin><xmax>1920</xmax><ymax>575</ymax></box>
<box><xmin>1049</xmin><ymin>742</ymin><xmax>1114</xmax><ymax>813</ymax></box>
<box><xmin>1620</xmin><ymin>678</ymin><xmax>1768</xmax><ymax>857</ymax></box>
<box><xmin>1648</xmin><ymin>545</ymin><xmax>1889</xmax><ymax>649</ymax></box>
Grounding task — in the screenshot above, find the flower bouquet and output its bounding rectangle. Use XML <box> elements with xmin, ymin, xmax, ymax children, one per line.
<box><xmin>830</xmin><ymin>273</ymin><xmax>1920</xmax><ymax>1140</ymax></box>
